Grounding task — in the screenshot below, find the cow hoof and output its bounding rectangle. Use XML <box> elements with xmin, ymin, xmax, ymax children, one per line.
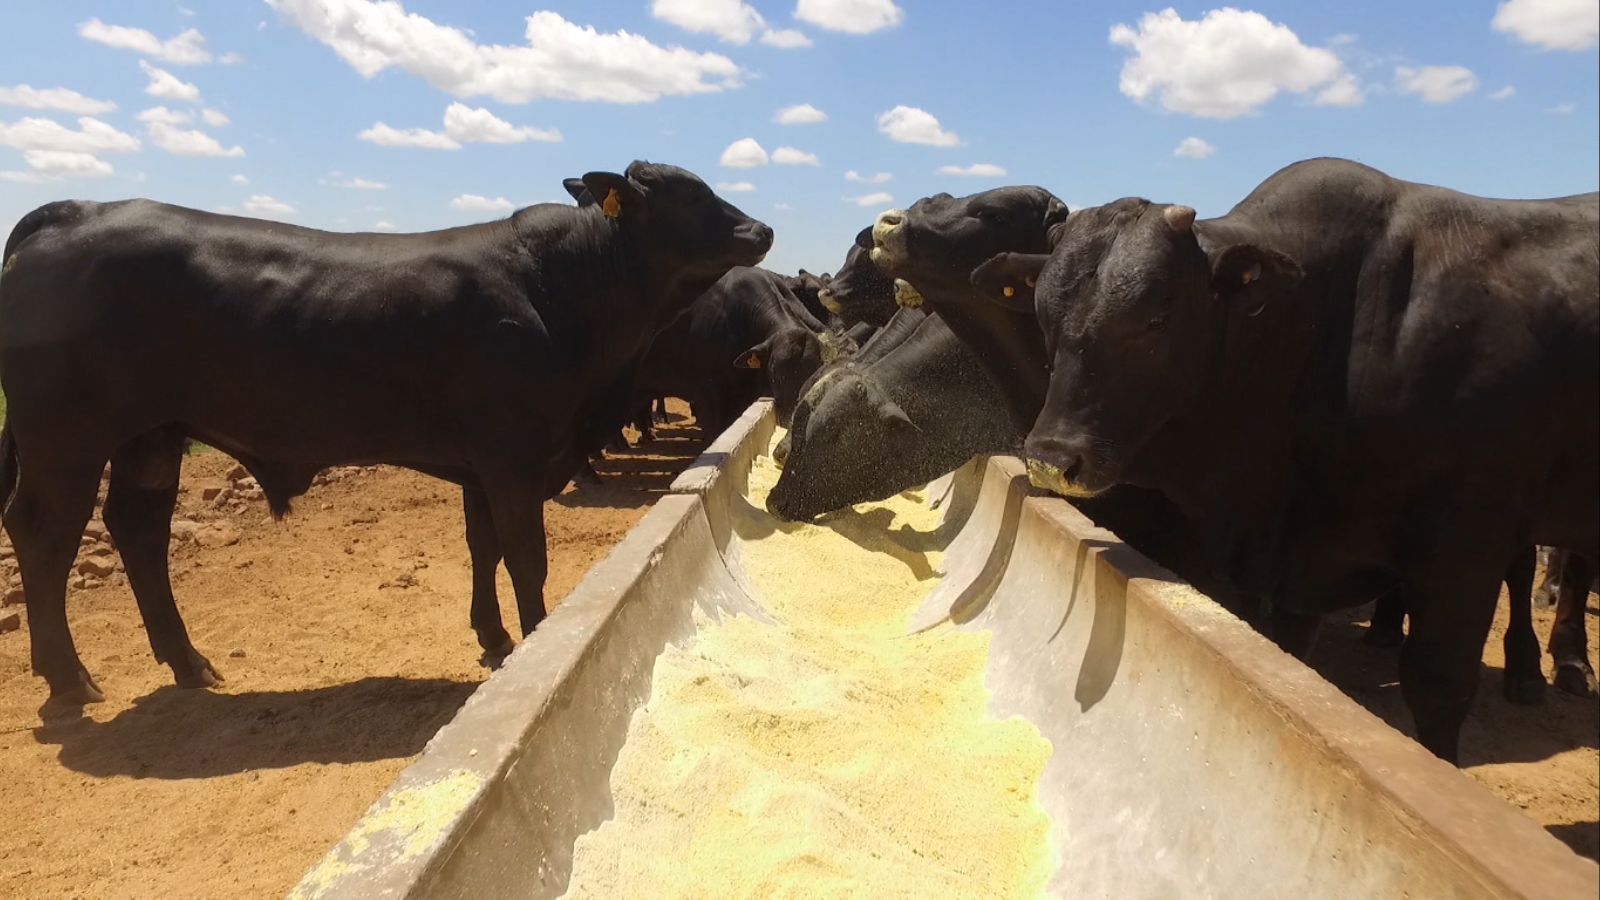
<box><xmin>47</xmin><ymin>672</ymin><xmax>106</xmax><ymax>706</ymax></box>
<box><xmin>174</xmin><ymin>657</ymin><xmax>224</xmax><ymax>689</ymax></box>
<box><xmin>1553</xmin><ymin>662</ymin><xmax>1597</xmax><ymax>697</ymax></box>
<box><xmin>479</xmin><ymin>636</ymin><xmax>516</xmax><ymax>668</ymax></box>
<box><xmin>1363</xmin><ymin>625</ymin><xmax>1404</xmax><ymax>649</ymax></box>
<box><xmin>1502</xmin><ymin>673</ymin><xmax>1546</xmax><ymax>706</ymax></box>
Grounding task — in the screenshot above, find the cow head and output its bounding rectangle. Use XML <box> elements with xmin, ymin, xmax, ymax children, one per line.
<box><xmin>817</xmin><ymin>235</ymin><xmax>897</xmax><ymax>328</ymax></box>
<box><xmin>1021</xmin><ymin>200</ymin><xmax>1302</xmax><ymax>498</ymax></box>
<box><xmin>765</xmin><ymin>366</ymin><xmax>920</xmax><ymax>521</ymax></box>
<box><xmin>867</xmin><ymin>187</ymin><xmax>1069</xmax><ymax>303</ymax></box>
<box><xmin>733</xmin><ymin>325</ymin><xmax>827</xmax><ymax>426</ymax></box>
<box><xmin>583</xmin><ymin>161</ymin><xmax>774</xmax><ymax>277</ymax></box>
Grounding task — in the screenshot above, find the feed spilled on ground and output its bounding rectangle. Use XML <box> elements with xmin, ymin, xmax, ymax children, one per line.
<box><xmin>561</xmin><ymin>433</ymin><xmax>1055</xmax><ymax>898</ymax></box>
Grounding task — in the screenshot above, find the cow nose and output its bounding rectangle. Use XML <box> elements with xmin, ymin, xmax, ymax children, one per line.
<box><xmin>1023</xmin><ymin>434</ymin><xmax>1095</xmax><ymax>497</ymax></box>
<box><xmin>876</xmin><ymin>210</ymin><xmax>904</xmax><ymax>231</ymax></box>
<box><xmin>749</xmin><ymin>222</ymin><xmax>775</xmax><ymax>249</ymax></box>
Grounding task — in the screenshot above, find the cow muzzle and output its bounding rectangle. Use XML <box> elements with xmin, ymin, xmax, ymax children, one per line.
<box><xmin>870</xmin><ymin>209</ymin><xmax>908</xmax><ymax>266</ymax></box>
<box><xmin>817</xmin><ymin>288</ymin><xmax>842</xmax><ymax>314</ymax></box>
<box><xmin>1025</xmin><ymin>458</ymin><xmax>1102</xmax><ymax>499</ymax></box>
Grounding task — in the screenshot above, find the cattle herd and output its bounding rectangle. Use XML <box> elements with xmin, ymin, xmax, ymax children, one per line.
<box><xmin>0</xmin><ymin>156</ymin><xmax>1594</xmax><ymax>775</ymax></box>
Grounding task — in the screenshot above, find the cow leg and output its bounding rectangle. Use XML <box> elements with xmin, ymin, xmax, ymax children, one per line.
<box><xmin>1365</xmin><ymin>590</ymin><xmax>1406</xmax><ymax>648</ymax></box>
<box><xmin>1550</xmin><ymin>553</ymin><xmax>1596</xmax><ymax>696</ymax></box>
<box><xmin>462</xmin><ymin>486</ymin><xmax>515</xmax><ymax>662</ymax></box>
<box><xmin>1399</xmin><ymin>566</ymin><xmax>1501</xmax><ymax>764</ymax></box>
<box><xmin>485</xmin><ymin>479</ymin><xmax>549</xmax><ymax>637</ymax></box>
<box><xmin>103</xmin><ymin>429</ymin><xmax>222</xmax><ymax>689</ymax></box>
<box><xmin>1500</xmin><ymin>546</ymin><xmax>1544</xmax><ymax>705</ymax></box>
<box><xmin>4</xmin><ymin>454</ymin><xmax>105</xmax><ymax>703</ymax></box>
<box><xmin>1533</xmin><ymin>547</ymin><xmax>1562</xmax><ymax>610</ymax></box>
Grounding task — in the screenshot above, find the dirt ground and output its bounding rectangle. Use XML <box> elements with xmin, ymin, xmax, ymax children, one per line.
<box><xmin>0</xmin><ymin>409</ymin><xmax>707</xmax><ymax>900</ymax></box>
<box><xmin>0</xmin><ymin>411</ymin><xmax>1595</xmax><ymax>897</ymax></box>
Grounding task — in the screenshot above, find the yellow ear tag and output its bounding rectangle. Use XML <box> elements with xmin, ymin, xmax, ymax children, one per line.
<box><xmin>745</xmin><ymin>355</ymin><xmax>762</xmax><ymax>369</ymax></box>
<box><xmin>1002</xmin><ymin>286</ymin><xmax>1016</xmax><ymax>298</ymax></box>
<box><xmin>602</xmin><ymin>188</ymin><xmax>622</xmax><ymax>219</ymax></box>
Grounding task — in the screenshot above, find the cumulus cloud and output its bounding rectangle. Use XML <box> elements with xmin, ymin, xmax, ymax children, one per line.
<box><xmin>231</xmin><ymin>173</ymin><xmax>249</xmax><ymax>185</ymax></box>
<box><xmin>140</xmin><ymin>61</ymin><xmax>201</xmax><ymax>103</ymax></box>
<box><xmin>451</xmin><ymin>193</ymin><xmax>515</xmax><ymax>215</ymax></box>
<box><xmin>936</xmin><ymin>162</ymin><xmax>1007</xmax><ymax>176</ymax></box>
<box><xmin>138</xmin><ymin>106</ymin><xmax>245</xmax><ymax>157</ymax></box>
<box><xmin>244</xmin><ymin>195</ymin><xmax>296</xmax><ymax>217</ymax></box>
<box><xmin>0</xmin><ymin>170</ymin><xmax>45</xmax><ymax>183</ymax></box>
<box><xmin>0</xmin><ymin>116</ymin><xmax>140</xmax><ymax>155</ymax></box>
<box><xmin>1395</xmin><ymin>65</ymin><xmax>1478</xmax><ymax>103</ymax></box>
<box><xmin>361</xmin><ymin>103</ymin><xmax>560</xmax><ymax>149</ymax></box>
<box><xmin>1489</xmin><ymin>85</ymin><xmax>1517</xmax><ymax>100</ymax></box>
<box><xmin>78</xmin><ymin>18</ymin><xmax>214</xmax><ymax>65</ymax></box>
<box><xmin>1492</xmin><ymin>0</ymin><xmax>1598</xmax><ymax>51</ymax></box>
<box><xmin>1172</xmin><ymin>137</ymin><xmax>1215</xmax><ymax>159</ymax></box>
<box><xmin>796</xmin><ymin>0</ymin><xmax>904</xmax><ymax>34</ymax></box>
<box><xmin>652</xmin><ymin>0</ymin><xmax>765</xmax><ymax>44</ymax></box>
<box><xmin>845</xmin><ymin>170</ymin><xmax>892</xmax><ymax>184</ymax></box>
<box><xmin>720</xmin><ymin>137</ymin><xmax>769</xmax><ymax>167</ymax></box>
<box><xmin>772</xmin><ymin>146</ymin><xmax>820</xmax><ymax>165</ymax></box>
<box><xmin>0</xmin><ymin>85</ymin><xmax>116</xmax><ymax>115</ymax></box>
<box><xmin>1546</xmin><ymin>101</ymin><xmax>1576</xmax><ymax>114</ymax></box>
<box><xmin>876</xmin><ymin>105</ymin><xmax>961</xmax><ymax>146</ymax></box>
<box><xmin>716</xmin><ymin>181</ymin><xmax>757</xmax><ymax>192</ymax></box>
<box><xmin>846</xmin><ymin>191</ymin><xmax>894</xmax><ymax>207</ymax></box>
<box><xmin>335</xmin><ymin>175</ymin><xmax>388</xmax><ymax>189</ymax></box>
<box><xmin>761</xmin><ymin>29</ymin><xmax>812</xmax><ymax>48</ymax></box>
<box><xmin>201</xmin><ymin>108</ymin><xmax>231</xmax><ymax>127</ymax></box>
<box><xmin>1314</xmin><ymin>74</ymin><xmax>1364</xmax><ymax>107</ymax></box>
<box><xmin>372</xmin><ymin>220</ymin><xmax>397</xmax><ymax>231</ymax></box>
<box><xmin>267</xmin><ymin>0</ymin><xmax>742</xmax><ymax>104</ymax></box>
<box><xmin>22</xmin><ymin>149</ymin><xmax>115</xmax><ymax>179</ymax></box>
<box><xmin>1109</xmin><ymin>8</ymin><xmax>1356</xmax><ymax>117</ymax></box>
<box><xmin>775</xmin><ymin>102</ymin><xmax>827</xmax><ymax>124</ymax></box>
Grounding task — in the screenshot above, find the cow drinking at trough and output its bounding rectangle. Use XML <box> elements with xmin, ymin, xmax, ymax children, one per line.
<box><xmin>971</xmin><ymin>158</ymin><xmax>1597</xmax><ymax>761</ymax></box>
<box><xmin>0</xmin><ymin>161</ymin><xmax>772</xmax><ymax>704</ymax></box>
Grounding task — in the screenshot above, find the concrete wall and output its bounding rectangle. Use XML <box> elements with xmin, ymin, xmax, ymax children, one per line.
<box><xmin>293</xmin><ymin>403</ymin><xmax>1598</xmax><ymax>899</ymax></box>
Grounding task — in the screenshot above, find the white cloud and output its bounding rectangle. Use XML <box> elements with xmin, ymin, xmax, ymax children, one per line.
<box><xmin>846</xmin><ymin>191</ymin><xmax>895</xmax><ymax>207</ymax></box>
<box><xmin>761</xmin><ymin>29</ymin><xmax>812</xmax><ymax>48</ymax></box>
<box><xmin>333</xmin><ymin>176</ymin><xmax>388</xmax><ymax>190</ymax></box>
<box><xmin>0</xmin><ymin>116</ymin><xmax>140</xmax><ymax>155</ymax></box>
<box><xmin>22</xmin><ymin>150</ymin><xmax>114</xmax><ymax>179</ymax></box>
<box><xmin>772</xmin><ymin>146</ymin><xmax>820</xmax><ymax>165</ymax></box>
<box><xmin>201</xmin><ymin>108</ymin><xmax>231</xmax><ymax>127</ymax></box>
<box><xmin>652</xmin><ymin>0</ymin><xmax>765</xmax><ymax>44</ymax></box>
<box><xmin>231</xmin><ymin>173</ymin><xmax>250</xmax><ymax>185</ymax></box>
<box><xmin>78</xmin><ymin>18</ymin><xmax>214</xmax><ymax>65</ymax></box>
<box><xmin>937</xmin><ymin>162</ymin><xmax>1007</xmax><ymax>176</ymax></box>
<box><xmin>1314</xmin><ymin>74</ymin><xmax>1364</xmax><ymax>107</ymax></box>
<box><xmin>720</xmin><ymin>137</ymin><xmax>769</xmax><ymax>167</ymax></box>
<box><xmin>795</xmin><ymin>0</ymin><xmax>904</xmax><ymax>34</ymax></box>
<box><xmin>876</xmin><ymin>105</ymin><xmax>961</xmax><ymax>146</ymax></box>
<box><xmin>0</xmin><ymin>171</ymin><xmax>45</xmax><ymax>184</ymax></box>
<box><xmin>140</xmin><ymin>61</ymin><xmax>202</xmax><ymax>103</ymax></box>
<box><xmin>359</xmin><ymin>122</ymin><xmax>461</xmax><ymax>149</ymax></box>
<box><xmin>372</xmin><ymin>220</ymin><xmax>397</xmax><ymax>231</ymax></box>
<box><xmin>1492</xmin><ymin>0</ymin><xmax>1599</xmax><ymax>51</ymax></box>
<box><xmin>244</xmin><ymin>195</ymin><xmax>296</xmax><ymax>217</ymax></box>
<box><xmin>138</xmin><ymin>106</ymin><xmax>245</xmax><ymax>157</ymax></box>
<box><xmin>1395</xmin><ymin>65</ymin><xmax>1478</xmax><ymax>103</ymax></box>
<box><xmin>1328</xmin><ymin>33</ymin><xmax>1358</xmax><ymax>47</ymax></box>
<box><xmin>716</xmin><ymin>181</ymin><xmax>757</xmax><ymax>192</ymax></box>
<box><xmin>267</xmin><ymin>1</ymin><xmax>742</xmax><ymax>104</ymax></box>
<box><xmin>451</xmin><ymin>193</ymin><xmax>515</xmax><ymax>215</ymax></box>
<box><xmin>1172</xmin><ymin>137</ymin><xmax>1215</xmax><ymax>160</ymax></box>
<box><xmin>1489</xmin><ymin>85</ymin><xmax>1517</xmax><ymax>100</ymax></box>
<box><xmin>775</xmin><ymin>102</ymin><xmax>827</xmax><ymax>124</ymax></box>
<box><xmin>1546</xmin><ymin>101</ymin><xmax>1576</xmax><ymax>114</ymax></box>
<box><xmin>1109</xmin><ymin>8</ymin><xmax>1355</xmax><ymax>118</ymax></box>
<box><xmin>845</xmin><ymin>170</ymin><xmax>892</xmax><ymax>184</ymax></box>
<box><xmin>0</xmin><ymin>85</ymin><xmax>116</xmax><ymax>115</ymax></box>
<box><xmin>441</xmin><ymin>102</ymin><xmax>561</xmax><ymax>143</ymax></box>
<box><xmin>773</xmin><ymin>202</ymin><xmax>792</xmax><ymax>210</ymax></box>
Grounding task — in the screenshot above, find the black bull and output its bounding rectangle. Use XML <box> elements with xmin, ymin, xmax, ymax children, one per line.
<box><xmin>0</xmin><ymin>161</ymin><xmax>772</xmax><ymax>704</ymax></box>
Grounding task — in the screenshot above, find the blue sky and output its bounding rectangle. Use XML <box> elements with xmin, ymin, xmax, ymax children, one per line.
<box><xmin>1</xmin><ymin>1</ymin><xmax>1596</xmax><ymax>274</ymax></box>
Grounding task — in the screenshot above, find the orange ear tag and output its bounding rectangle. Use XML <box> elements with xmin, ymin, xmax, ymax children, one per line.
<box><xmin>602</xmin><ymin>189</ymin><xmax>622</xmax><ymax>218</ymax></box>
<box><xmin>1002</xmin><ymin>286</ymin><xmax>1016</xmax><ymax>298</ymax></box>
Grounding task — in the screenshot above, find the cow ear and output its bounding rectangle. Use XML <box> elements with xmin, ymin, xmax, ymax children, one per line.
<box><xmin>854</xmin><ymin>226</ymin><xmax>874</xmax><ymax>250</ymax></box>
<box><xmin>581</xmin><ymin>171</ymin><xmax>646</xmax><ymax>220</ymax></box>
<box><xmin>734</xmin><ymin>338</ymin><xmax>771</xmax><ymax>370</ymax></box>
<box><xmin>563</xmin><ymin>177</ymin><xmax>592</xmax><ymax>205</ymax></box>
<box><xmin>971</xmin><ymin>252</ymin><xmax>1050</xmax><ymax>312</ymax></box>
<box><xmin>1210</xmin><ymin>245</ymin><xmax>1303</xmax><ymax>314</ymax></box>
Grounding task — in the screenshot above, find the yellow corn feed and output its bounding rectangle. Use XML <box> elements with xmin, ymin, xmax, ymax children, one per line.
<box><xmin>560</xmin><ymin>435</ymin><xmax>1054</xmax><ymax>898</ymax></box>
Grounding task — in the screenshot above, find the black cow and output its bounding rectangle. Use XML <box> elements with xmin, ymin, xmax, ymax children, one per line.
<box><xmin>633</xmin><ymin>266</ymin><xmax>833</xmax><ymax>438</ymax></box>
<box><xmin>817</xmin><ymin>234</ymin><xmax>899</xmax><ymax>329</ymax></box>
<box><xmin>965</xmin><ymin>158</ymin><xmax>1597</xmax><ymax>761</ymax></box>
<box><xmin>1535</xmin><ymin>547</ymin><xmax>1597</xmax><ymax>695</ymax></box>
<box><xmin>786</xmin><ymin>268</ymin><xmax>834</xmax><ymax>328</ymax></box>
<box><xmin>0</xmin><ymin>161</ymin><xmax>772</xmax><ymax>703</ymax></box>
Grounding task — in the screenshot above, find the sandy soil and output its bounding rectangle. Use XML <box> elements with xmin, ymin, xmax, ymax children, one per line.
<box><xmin>0</xmin><ymin>415</ymin><xmax>1595</xmax><ymax>897</ymax></box>
<box><xmin>0</xmin><ymin>410</ymin><xmax>706</xmax><ymax>900</ymax></box>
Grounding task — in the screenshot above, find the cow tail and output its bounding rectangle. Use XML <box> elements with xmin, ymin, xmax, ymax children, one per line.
<box><xmin>0</xmin><ymin>423</ymin><xmax>18</xmax><ymax>522</ymax></box>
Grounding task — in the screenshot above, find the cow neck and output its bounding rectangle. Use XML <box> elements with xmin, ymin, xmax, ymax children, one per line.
<box><xmin>876</xmin><ymin>312</ymin><xmax>1020</xmax><ymax>452</ymax></box>
<box><xmin>922</xmin><ymin>289</ymin><xmax>1048</xmax><ymax>435</ymax></box>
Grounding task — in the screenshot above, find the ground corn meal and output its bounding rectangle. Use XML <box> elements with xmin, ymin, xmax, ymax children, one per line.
<box><xmin>560</xmin><ymin>437</ymin><xmax>1054</xmax><ymax>898</ymax></box>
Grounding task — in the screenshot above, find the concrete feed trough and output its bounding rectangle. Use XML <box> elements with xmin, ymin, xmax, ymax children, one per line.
<box><xmin>293</xmin><ymin>401</ymin><xmax>1598</xmax><ymax>899</ymax></box>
